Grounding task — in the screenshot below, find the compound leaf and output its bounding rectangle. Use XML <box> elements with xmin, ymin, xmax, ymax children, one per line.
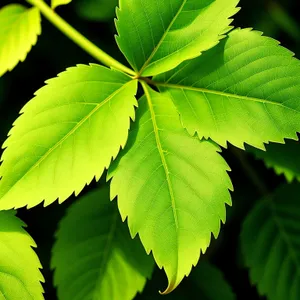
<box><xmin>108</xmin><ymin>84</ymin><xmax>232</xmax><ymax>294</ymax></box>
<box><xmin>155</xmin><ymin>28</ymin><xmax>300</xmax><ymax>150</ymax></box>
<box><xmin>115</xmin><ymin>0</ymin><xmax>240</xmax><ymax>76</ymax></box>
<box><xmin>75</xmin><ymin>0</ymin><xmax>118</xmax><ymax>21</ymax></box>
<box><xmin>52</xmin><ymin>186</ymin><xmax>154</xmax><ymax>300</ymax></box>
<box><xmin>241</xmin><ymin>183</ymin><xmax>300</xmax><ymax>300</ymax></box>
<box><xmin>0</xmin><ymin>4</ymin><xmax>41</xmax><ymax>77</ymax></box>
<box><xmin>0</xmin><ymin>65</ymin><xmax>137</xmax><ymax>210</ymax></box>
<box><xmin>0</xmin><ymin>211</ymin><xmax>44</xmax><ymax>299</ymax></box>
<box><xmin>51</xmin><ymin>0</ymin><xmax>72</xmax><ymax>10</ymax></box>
<box><xmin>248</xmin><ymin>140</ymin><xmax>300</xmax><ymax>183</ymax></box>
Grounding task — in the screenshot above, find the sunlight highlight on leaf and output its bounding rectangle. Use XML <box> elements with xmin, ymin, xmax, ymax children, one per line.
<box><xmin>116</xmin><ymin>0</ymin><xmax>240</xmax><ymax>76</ymax></box>
<box><xmin>108</xmin><ymin>84</ymin><xmax>232</xmax><ymax>294</ymax></box>
<box><xmin>0</xmin><ymin>211</ymin><xmax>44</xmax><ymax>299</ymax></box>
<box><xmin>0</xmin><ymin>65</ymin><xmax>138</xmax><ymax>210</ymax></box>
<box><xmin>155</xmin><ymin>28</ymin><xmax>300</xmax><ymax>150</ymax></box>
<box><xmin>0</xmin><ymin>4</ymin><xmax>41</xmax><ymax>77</ymax></box>
<box><xmin>51</xmin><ymin>0</ymin><xmax>72</xmax><ymax>10</ymax></box>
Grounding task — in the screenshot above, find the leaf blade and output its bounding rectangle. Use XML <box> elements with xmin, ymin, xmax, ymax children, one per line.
<box><xmin>0</xmin><ymin>4</ymin><xmax>41</xmax><ymax>77</ymax></box>
<box><xmin>75</xmin><ymin>0</ymin><xmax>118</xmax><ymax>21</ymax></box>
<box><xmin>51</xmin><ymin>186</ymin><xmax>154</xmax><ymax>300</ymax></box>
<box><xmin>0</xmin><ymin>211</ymin><xmax>44</xmax><ymax>299</ymax></box>
<box><xmin>51</xmin><ymin>0</ymin><xmax>72</xmax><ymax>10</ymax></box>
<box><xmin>115</xmin><ymin>0</ymin><xmax>240</xmax><ymax>76</ymax></box>
<box><xmin>155</xmin><ymin>28</ymin><xmax>300</xmax><ymax>150</ymax></box>
<box><xmin>247</xmin><ymin>140</ymin><xmax>300</xmax><ymax>183</ymax></box>
<box><xmin>108</xmin><ymin>85</ymin><xmax>232</xmax><ymax>293</ymax></box>
<box><xmin>0</xmin><ymin>65</ymin><xmax>138</xmax><ymax>209</ymax></box>
<box><xmin>241</xmin><ymin>183</ymin><xmax>300</xmax><ymax>300</ymax></box>
<box><xmin>190</xmin><ymin>262</ymin><xmax>236</xmax><ymax>300</ymax></box>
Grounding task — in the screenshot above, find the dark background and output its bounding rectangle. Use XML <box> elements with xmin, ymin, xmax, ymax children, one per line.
<box><xmin>0</xmin><ymin>0</ymin><xmax>299</xmax><ymax>299</ymax></box>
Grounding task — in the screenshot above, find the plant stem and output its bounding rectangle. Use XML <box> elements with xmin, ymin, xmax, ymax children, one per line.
<box><xmin>26</xmin><ymin>0</ymin><xmax>135</xmax><ymax>76</ymax></box>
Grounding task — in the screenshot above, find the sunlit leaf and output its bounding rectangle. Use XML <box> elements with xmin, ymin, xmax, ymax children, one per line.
<box><xmin>0</xmin><ymin>211</ymin><xmax>44</xmax><ymax>299</ymax></box>
<box><xmin>155</xmin><ymin>28</ymin><xmax>300</xmax><ymax>150</ymax></box>
<box><xmin>0</xmin><ymin>65</ymin><xmax>137</xmax><ymax>210</ymax></box>
<box><xmin>116</xmin><ymin>0</ymin><xmax>240</xmax><ymax>76</ymax></box>
<box><xmin>0</xmin><ymin>4</ymin><xmax>41</xmax><ymax>77</ymax></box>
<box><xmin>109</xmin><ymin>84</ymin><xmax>232</xmax><ymax>294</ymax></box>
<box><xmin>51</xmin><ymin>0</ymin><xmax>72</xmax><ymax>10</ymax></box>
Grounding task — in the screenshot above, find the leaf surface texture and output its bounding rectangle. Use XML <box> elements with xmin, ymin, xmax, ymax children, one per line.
<box><xmin>0</xmin><ymin>4</ymin><xmax>41</xmax><ymax>77</ymax></box>
<box><xmin>0</xmin><ymin>65</ymin><xmax>137</xmax><ymax>209</ymax></box>
<box><xmin>155</xmin><ymin>28</ymin><xmax>300</xmax><ymax>149</ymax></box>
<box><xmin>0</xmin><ymin>211</ymin><xmax>44</xmax><ymax>300</ymax></box>
<box><xmin>52</xmin><ymin>186</ymin><xmax>154</xmax><ymax>300</ymax></box>
<box><xmin>116</xmin><ymin>0</ymin><xmax>240</xmax><ymax>76</ymax></box>
<box><xmin>108</xmin><ymin>85</ymin><xmax>232</xmax><ymax>294</ymax></box>
<box><xmin>241</xmin><ymin>183</ymin><xmax>300</xmax><ymax>300</ymax></box>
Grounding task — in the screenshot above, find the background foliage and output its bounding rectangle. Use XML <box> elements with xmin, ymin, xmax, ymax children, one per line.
<box><xmin>1</xmin><ymin>0</ymin><xmax>300</xmax><ymax>298</ymax></box>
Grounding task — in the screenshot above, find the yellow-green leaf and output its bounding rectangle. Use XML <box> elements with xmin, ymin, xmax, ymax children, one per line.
<box><xmin>0</xmin><ymin>4</ymin><xmax>41</xmax><ymax>77</ymax></box>
<box><xmin>155</xmin><ymin>28</ymin><xmax>300</xmax><ymax>150</ymax></box>
<box><xmin>0</xmin><ymin>211</ymin><xmax>44</xmax><ymax>299</ymax></box>
<box><xmin>115</xmin><ymin>0</ymin><xmax>240</xmax><ymax>76</ymax></box>
<box><xmin>108</xmin><ymin>84</ymin><xmax>232</xmax><ymax>294</ymax></box>
<box><xmin>51</xmin><ymin>0</ymin><xmax>72</xmax><ymax>10</ymax></box>
<box><xmin>0</xmin><ymin>65</ymin><xmax>138</xmax><ymax>210</ymax></box>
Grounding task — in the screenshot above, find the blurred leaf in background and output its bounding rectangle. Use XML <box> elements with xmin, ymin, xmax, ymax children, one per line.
<box><xmin>75</xmin><ymin>0</ymin><xmax>118</xmax><ymax>22</ymax></box>
<box><xmin>267</xmin><ymin>0</ymin><xmax>300</xmax><ymax>41</ymax></box>
<box><xmin>248</xmin><ymin>139</ymin><xmax>300</xmax><ymax>183</ymax></box>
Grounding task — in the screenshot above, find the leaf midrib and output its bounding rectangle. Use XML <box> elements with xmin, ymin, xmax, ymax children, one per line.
<box><xmin>138</xmin><ymin>0</ymin><xmax>187</xmax><ymax>76</ymax></box>
<box><xmin>156</xmin><ymin>82</ymin><xmax>299</xmax><ymax>109</ymax></box>
<box><xmin>1</xmin><ymin>81</ymin><xmax>133</xmax><ymax>198</ymax></box>
<box><xmin>142</xmin><ymin>83</ymin><xmax>179</xmax><ymax>229</ymax></box>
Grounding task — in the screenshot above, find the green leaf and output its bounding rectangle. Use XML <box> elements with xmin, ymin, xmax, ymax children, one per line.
<box><xmin>247</xmin><ymin>140</ymin><xmax>300</xmax><ymax>183</ymax></box>
<box><xmin>108</xmin><ymin>84</ymin><xmax>232</xmax><ymax>294</ymax></box>
<box><xmin>0</xmin><ymin>4</ymin><xmax>41</xmax><ymax>77</ymax></box>
<box><xmin>241</xmin><ymin>183</ymin><xmax>300</xmax><ymax>300</ymax></box>
<box><xmin>51</xmin><ymin>0</ymin><xmax>72</xmax><ymax>10</ymax></box>
<box><xmin>0</xmin><ymin>211</ymin><xmax>44</xmax><ymax>299</ymax></box>
<box><xmin>155</xmin><ymin>28</ymin><xmax>300</xmax><ymax>150</ymax></box>
<box><xmin>190</xmin><ymin>262</ymin><xmax>236</xmax><ymax>300</ymax></box>
<box><xmin>52</xmin><ymin>186</ymin><xmax>154</xmax><ymax>300</ymax></box>
<box><xmin>75</xmin><ymin>0</ymin><xmax>118</xmax><ymax>22</ymax></box>
<box><xmin>115</xmin><ymin>0</ymin><xmax>240</xmax><ymax>76</ymax></box>
<box><xmin>0</xmin><ymin>65</ymin><xmax>138</xmax><ymax>210</ymax></box>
